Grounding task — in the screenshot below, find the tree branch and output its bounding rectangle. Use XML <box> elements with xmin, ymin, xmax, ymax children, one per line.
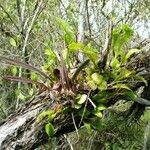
<box><xmin>0</xmin><ymin>92</ymin><xmax>80</xmax><ymax>150</ymax></box>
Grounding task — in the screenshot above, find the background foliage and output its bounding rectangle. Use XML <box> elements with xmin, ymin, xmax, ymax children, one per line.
<box><xmin>0</xmin><ymin>0</ymin><xmax>150</xmax><ymax>149</ymax></box>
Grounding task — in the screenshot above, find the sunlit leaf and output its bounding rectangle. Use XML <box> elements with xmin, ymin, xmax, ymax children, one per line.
<box><xmin>93</xmin><ymin>110</ymin><xmax>103</xmax><ymax>118</ymax></box>
<box><xmin>31</xmin><ymin>72</ymin><xmax>38</xmax><ymax>81</ymax></box>
<box><xmin>122</xmin><ymin>24</ymin><xmax>134</xmax><ymax>42</ymax></box>
<box><xmin>10</xmin><ymin>38</ymin><xmax>17</xmax><ymax>47</ymax></box>
<box><xmin>84</xmin><ymin>122</ymin><xmax>93</xmax><ymax>134</ymax></box>
<box><xmin>68</xmin><ymin>43</ymin><xmax>98</xmax><ymax>65</ymax></box>
<box><xmin>11</xmin><ymin>66</ymin><xmax>17</xmax><ymax>75</ymax></box>
<box><xmin>28</xmin><ymin>88</ymin><xmax>34</xmax><ymax>96</ymax></box>
<box><xmin>69</xmin><ymin>43</ymin><xmax>98</xmax><ymax>64</ymax></box>
<box><xmin>111</xmin><ymin>57</ymin><xmax>120</xmax><ymax>68</ymax></box>
<box><xmin>45</xmin><ymin>48</ymin><xmax>56</xmax><ymax>58</ymax></box>
<box><xmin>74</xmin><ymin>104</ymin><xmax>82</xmax><ymax>109</ymax></box>
<box><xmin>98</xmin><ymin>80</ymin><xmax>107</xmax><ymax>91</ymax></box>
<box><xmin>45</xmin><ymin>123</ymin><xmax>54</xmax><ymax>137</ymax></box>
<box><xmin>54</xmin><ymin>16</ymin><xmax>73</xmax><ymax>34</ymax></box>
<box><xmin>97</xmin><ymin>105</ymin><xmax>107</xmax><ymax>111</ymax></box>
<box><xmin>115</xmin><ymin>69</ymin><xmax>133</xmax><ymax>81</ymax></box>
<box><xmin>87</xmin><ymin>80</ymin><xmax>97</xmax><ymax>90</ymax></box>
<box><xmin>112</xmin><ymin>24</ymin><xmax>133</xmax><ymax>55</ymax></box>
<box><xmin>77</xmin><ymin>94</ymin><xmax>87</xmax><ymax>104</ymax></box>
<box><xmin>82</xmin><ymin>44</ymin><xmax>98</xmax><ymax>64</ymax></box>
<box><xmin>68</xmin><ymin>42</ymin><xmax>84</xmax><ymax>50</ymax></box>
<box><xmin>119</xmin><ymin>50</ymin><xmax>126</xmax><ymax>63</ymax></box>
<box><xmin>112</xmin><ymin>84</ymin><xmax>131</xmax><ymax>90</ymax></box>
<box><xmin>37</xmin><ymin>110</ymin><xmax>56</xmax><ymax>123</ymax></box>
<box><xmin>91</xmin><ymin>73</ymin><xmax>104</xmax><ymax>85</ymax></box>
<box><xmin>65</xmin><ymin>33</ymin><xmax>73</xmax><ymax>45</ymax></box>
<box><xmin>126</xmin><ymin>49</ymin><xmax>141</xmax><ymax>60</ymax></box>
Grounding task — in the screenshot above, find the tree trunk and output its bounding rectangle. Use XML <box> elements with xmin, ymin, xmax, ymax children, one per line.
<box><xmin>0</xmin><ymin>92</ymin><xmax>79</xmax><ymax>150</ymax></box>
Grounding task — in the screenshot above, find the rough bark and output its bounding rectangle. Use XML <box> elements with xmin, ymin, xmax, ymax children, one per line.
<box><xmin>0</xmin><ymin>92</ymin><xmax>79</xmax><ymax>150</ymax></box>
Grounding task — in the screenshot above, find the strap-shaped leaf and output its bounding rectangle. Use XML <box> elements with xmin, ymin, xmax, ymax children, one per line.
<box><xmin>0</xmin><ymin>56</ymin><xmax>53</xmax><ymax>82</ymax></box>
<box><xmin>126</xmin><ymin>48</ymin><xmax>141</xmax><ymax>60</ymax></box>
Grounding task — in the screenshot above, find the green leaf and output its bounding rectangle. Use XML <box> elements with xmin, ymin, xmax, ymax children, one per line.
<box><xmin>125</xmin><ymin>90</ymin><xmax>137</xmax><ymax>100</ymax></box>
<box><xmin>45</xmin><ymin>48</ymin><xmax>56</xmax><ymax>58</ymax></box>
<box><xmin>97</xmin><ymin>105</ymin><xmax>106</xmax><ymax>111</ymax></box>
<box><xmin>84</xmin><ymin>122</ymin><xmax>93</xmax><ymax>134</ymax></box>
<box><xmin>98</xmin><ymin>80</ymin><xmax>107</xmax><ymax>91</ymax></box>
<box><xmin>68</xmin><ymin>42</ymin><xmax>84</xmax><ymax>50</ymax></box>
<box><xmin>122</xmin><ymin>24</ymin><xmax>134</xmax><ymax>42</ymax></box>
<box><xmin>111</xmin><ymin>57</ymin><xmax>120</xmax><ymax>68</ymax></box>
<box><xmin>18</xmin><ymin>92</ymin><xmax>26</xmax><ymax>100</ymax></box>
<box><xmin>91</xmin><ymin>73</ymin><xmax>104</xmax><ymax>85</ymax></box>
<box><xmin>121</xmin><ymin>69</ymin><xmax>133</xmax><ymax>78</ymax></box>
<box><xmin>28</xmin><ymin>88</ymin><xmax>34</xmax><ymax>96</ymax></box>
<box><xmin>11</xmin><ymin>66</ymin><xmax>17</xmax><ymax>75</ymax></box>
<box><xmin>112</xmin><ymin>25</ymin><xmax>133</xmax><ymax>55</ymax></box>
<box><xmin>82</xmin><ymin>44</ymin><xmax>98</xmax><ymax>64</ymax></box>
<box><xmin>31</xmin><ymin>72</ymin><xmax>38</xmax><ymax>81</ymax></box>
<box><xmin>54</xmin><ymin>17</ymin><xmax>73</xmax><ymax>34</ymax></box>
<box><xmin>15</xmin><ymin>89</ymin><xmax>26</xmax><ymax>100</ymax></box>
<box><xmin>119</xmin><ymin>50</ymin><xmax>126</xmax><ymax>63</ymax></box>
<box><xmin>10</xmin><ymin>38</ymin><xmax>17</xmax><ymax>47</ymax></box>
<box><xmin>45</xmin><ymin>123</ymin><xmax>54</xmax><ymax>137</ymax></box>
<box><xmin>92</xmin><ymin>91</ymin><xmax>112</xmax><ymax>104</ymax></box>
<box><xmin>77</xmin><ymin>94</ymin><xmax>87</xmax><ymax>104</ymax></box>
<box><xmin>93</xmin><ymin>110</ymin><xmax>103</xmax><ymax>118</ymax></box>
<box><xmin>91</xmin><ymin>73</ymin><xmax>107</xmax><ymax>90</ymax></box>
<box><xmin>37</xmin><ymin>110</ymin><xmax>56</xmax><ymax>123</ymax></box>
<box><xmin>68</xmin><ymin>43</ymin><xmax>98</xmax><ymax>65</ymax></box>
<box><xmin>87</xmin><ymin>80</ymin><xmax>97</xmax><ymax>90</ymax></box>
<box><xmin>78</xmin><ymin>109</ymin><xmax>90</xmax><ymax>117</ymax></box>
<box><xmin>112</xmin><ymin>84</ymin><xmax>131</xmax><ymax>90</ymax></box>
<box><xmin>65</xmin><ymin>33</ymin><xmax>73</xmax><ymax>45</ymax></box>
<box><xmin>126</xmin><ymin>49</ymin><xmax>141</xmax><ymax>60</ymax></box>
<box><xmin>115</xmin><ymin>69</ymin><xmax>133</xmax><ymax>81</ymax></box>
<box><xmin>74</xmin><ymin>104</ymin><xmax>82</xmax><ymax>109</ymax></box>
<box><xmin>92</xmin><ymin>119</ymin><xmax>103</xmax><ymax>130</ymax></box>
